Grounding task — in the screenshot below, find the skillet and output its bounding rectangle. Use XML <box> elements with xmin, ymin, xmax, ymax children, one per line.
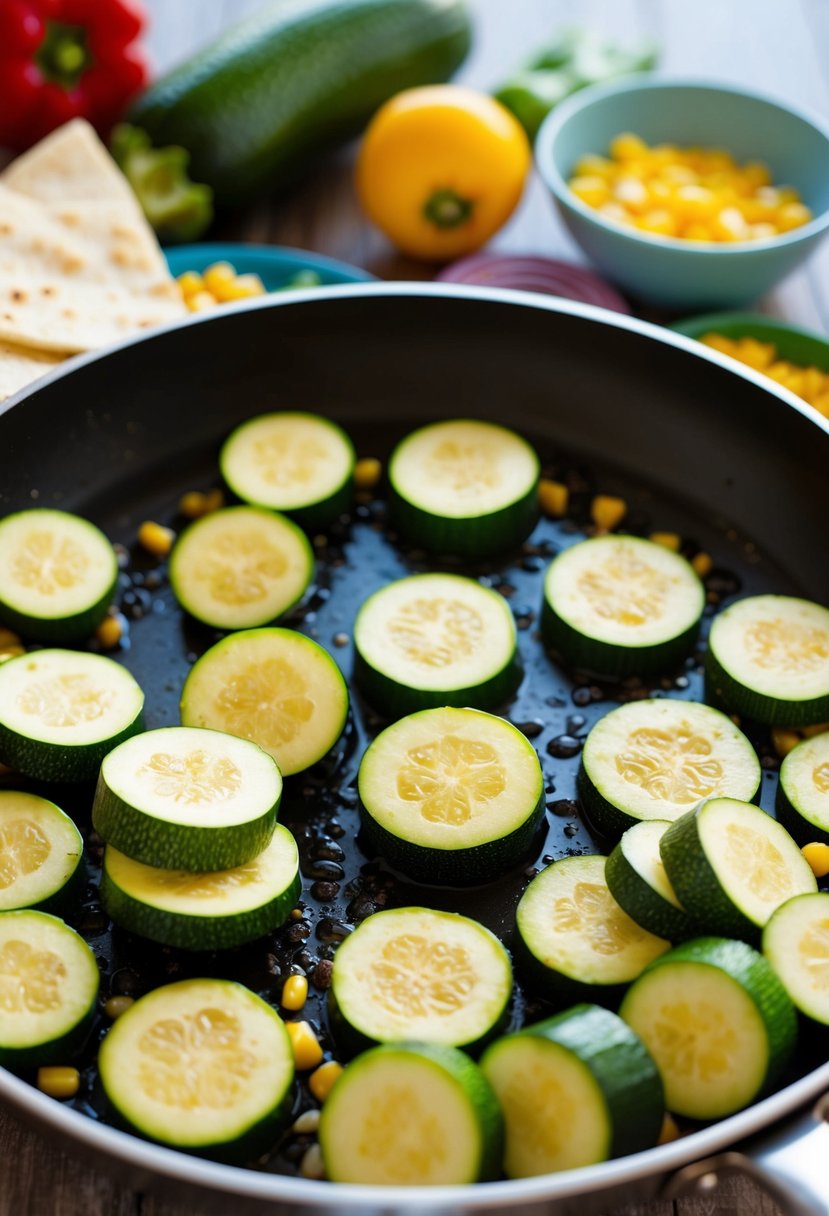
<box><xmin>0</xmin><ymin>282</ymin><xmax>828</xmax><ymax>1216</ymax></box>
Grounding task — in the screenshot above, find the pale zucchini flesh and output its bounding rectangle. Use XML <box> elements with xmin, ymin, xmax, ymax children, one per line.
<box><xmin>0</xmin><ymin>791</ymin><xmax>83</xmax><ymax>912</ymax></box>
<box><xmin>763</xmin><ymin>892</ymin><xmax>829</xmax><ymax>1024</ymax></box>
<box><xmin>605</xmin><ymin>819</ymin><xmax>698</xmax><ymax>942</ymax></box>
<box><xmin>776</xmin><ymin>732</ymin><xmax>829</xmax><ymax>843</ymax></box>
<box><xmin>169</xmin><ymin>506</ymin><xmax>314</xmax><ymax>631</ymax></box>
<box><xmin>180</xmin><ymin>627</ymin><xmax>349</xmax><ymax>777</ymax></box>
<box><xmin>98</xmin><ymin>978</ymin><xmax>294</xmax><ymax>1152</ymax></box>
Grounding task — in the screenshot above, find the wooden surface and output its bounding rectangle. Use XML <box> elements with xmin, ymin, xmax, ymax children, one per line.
<box><xmin>2</xmin><ymin>1</ymin><xmax>828</xmax><ymax>1214</ymax></box>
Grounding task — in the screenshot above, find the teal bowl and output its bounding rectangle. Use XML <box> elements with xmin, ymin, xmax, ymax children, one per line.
<box><xmin>535</xmin><ymin>78</ymin><xmax>829</xmax><ymax>310</ymax></box>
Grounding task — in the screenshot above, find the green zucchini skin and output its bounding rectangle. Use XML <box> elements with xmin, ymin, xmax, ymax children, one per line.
<box><xmin>0</xmin><ymin>712</ymin><xmax>144</xmax><ymax>785</ymax></box>
<box><xmin>352</xmin><ymin>647</ymin><xmax>523</xmax><ymax>719</ymax></box>
<box><xmin>705</xmin><ymin>647</ymin><xmax>829</xmax><ymax>727</ymax></box>
<box><xmin>605</xmin><ymin>839</ymin><xmax>698</xmax><ymax>943</ymax></box>
<box><xmin>389</xmin><ymin>483</ymin><xmax>539</xmax><ymax>560</ymax></box>
<box><xmin>128</xmin><ymin>0</ymin><xmax>472</xmax><ymax>206</ymax></box>
<box><xmin>541</xmin><ymin>598</ymin><xmax>700</xmax><ymax>681</ymax></box>
<box><xmin>0</xmin><ymin>587</ymin><xmax>115</xmax><ymax>646</ymax></box>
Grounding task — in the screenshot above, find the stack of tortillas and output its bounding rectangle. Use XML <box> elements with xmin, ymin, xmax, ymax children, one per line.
<box><xmin>0</xmin><ymin>118</ymin><xmax>186</xmax><ymax>401</ymax></box>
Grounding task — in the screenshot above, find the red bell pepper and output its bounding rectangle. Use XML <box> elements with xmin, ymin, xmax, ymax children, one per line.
<box><xmin>0</xmin><ymin>0</ymin><xmax>149</xmax><ymax>151</ymax></box>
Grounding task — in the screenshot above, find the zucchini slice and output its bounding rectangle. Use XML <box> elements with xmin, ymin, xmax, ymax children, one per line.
<box><xmin>660</xmin><ymin>797</ymin><xmax>817</xmax><ymax>940</ymax></box>
<box><xmin>93</xmin><ymin>726</ymin><xmax>281</xmax><ymax>872</ymax></box>
<box><xmin>169</xmin><ymin>506</ymin><xmax>314</xmax><ymax>631</ymax></box>
<box><xmin>578</xmin><ymin>698</ymin><xmax>761</xmax><ymax>840</ymax></box>
<box><xmin>220</xmin><ymin>411</ymin><xmax>355</xmax><ymax>531</ymax></box>
<box><xmin>99</xmin><ymin>978</ymin><xmax>294</xmax><ymax>1155</ymax></box>
<box><xmin>101</xmin><ymin>825</ymin><xmax>300</xmax><ymax>951</ymax></box>
<box><xmin>0</xmin><ymin>909</ymin><xmax>99</xmax><ymax>1068</ymax></box>
<box><xmin>329</xmin><ymin>907</ymin><xmax>512</xmax><ymax>1054</ymax></box>
<box><xmin>542</xmin><ymin>535</ymin><xmax>704</xmax><ymax>679</ymax></box>
<box><xmin>605</xmin><ymin>820</ymin><xmax>698</xmax><ymax>943</ymax></box>
<box><xmin>0</xmin><ymin>649</ymin><xmax>144</xmax><ymax>783</ymax></box>
<box><xmin>480</xmin><ymin>1004</ymin><xmax>663</xmax><ymax>1177</ymax></box>
<box><xmin>707</xmin><ymin>594</ymin><xmax>829</xmax><ymax>726</ymax></box>
<box><xmin>516</xmin><ymin>855</ymin><xmax>669</xmax><ymax>999</ymax></box>
<box><xmin>620</xmin><ymin>937</ymin><xmax>796</xmax><ymax>1119</ymax></box>
<box><xmin>180</xmin><ymin>628</ymin><xmax>349</xmax><ymax>777</ymax></box>
<box><xmin>777</xmin><ymin>732</ymin><xmax>829</xmax><ymax>844</ymax></box>
<box><xmin>0</xmin><ymin>792</ymin><xmax>83</xmax><ymax>913</ymax></box>
<box><xmin>319</xmin><ymin>1041</ymin><xmax>503</xmax><ymax>1185</ymax></box>
<box><xmin>0</xmin><ymin>508</ymin><xmax>116</xmax><ymax>643</ymax></box>
<box><xmin>353</xmin><ymin>573</ymin><xmax>521</xmax><ymax>717</ymax></box>
<box><xmin>763</xmin><ymin>892</ymin><xmax>829</xmax><ymax>1024</ymax></box>
<box><xmin>357</xmin><ymin>706</ymin><xmax>544</xmax><ymax>884</ymax></box>
<box><xmin>388</xmin><ymin>418</ymin><xmax>540</xmax><ymax>558</ymax></box>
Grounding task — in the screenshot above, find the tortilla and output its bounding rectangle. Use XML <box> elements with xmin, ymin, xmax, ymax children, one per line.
<box><xmin>0</xmin><ymin>119</ymin><xmax>139</xmax><ymax>208</ymax></box>
<box><xmin>0</xmin><ymin>339</ymin><xmax>64</xmax><ymax>401</ymax></box>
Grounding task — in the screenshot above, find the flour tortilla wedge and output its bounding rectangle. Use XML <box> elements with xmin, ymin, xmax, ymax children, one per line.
<box><xmin>0</xmin><ymin>339</ymin><xmax>65</xmax><ymax>401</ymax></box>
<box><xmin>0</xmin><ymin>119</ymin><xmax>139</xmax><ymax>208</ymax></box>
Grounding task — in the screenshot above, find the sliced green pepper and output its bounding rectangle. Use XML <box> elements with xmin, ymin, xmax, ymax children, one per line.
<box><xmin>110</xmin><ymin>124</ymin><xmax>213</xmax><ymax>244</ymax></box>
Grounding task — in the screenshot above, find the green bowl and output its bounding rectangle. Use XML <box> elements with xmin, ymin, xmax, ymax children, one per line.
<box><xmin>535</xmin><ymin>78</ymin><xmax>829</xmax><ymax>310</ymax></box>
<box><xmin>671</xmin><ymin>312</ymin><xmax>829</xmax><ymax>371</ymax></box>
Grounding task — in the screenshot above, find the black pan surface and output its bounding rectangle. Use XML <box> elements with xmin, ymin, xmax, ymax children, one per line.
<box><xmin>0</xmin><ymin>285</ymin><xmax>828</xmax><ymax>1207</ymax></box>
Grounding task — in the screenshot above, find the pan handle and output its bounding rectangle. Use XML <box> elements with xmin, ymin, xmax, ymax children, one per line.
<box><xmin>664</xmin><ymin>1093</ymin><xmax>829</xmax><ymax>1216</ymax></box>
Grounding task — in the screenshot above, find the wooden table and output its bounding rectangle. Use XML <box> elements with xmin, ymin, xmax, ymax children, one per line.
<box><xmin>2</xmin><ymin>1</ymin><xmax>828</xmax><ymax>1214</ymax></box>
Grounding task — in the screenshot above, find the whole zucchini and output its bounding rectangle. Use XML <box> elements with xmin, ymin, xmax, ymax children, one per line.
<box><xmin>130</xmin><ymin>0</ymin><xmax>472</xmax><ymax>206</ymax></box>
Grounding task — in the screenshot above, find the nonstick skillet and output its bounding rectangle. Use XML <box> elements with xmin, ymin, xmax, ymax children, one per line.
<box><xmin>1</xmin><ymin>283</ymin><xmax>829</xmax><ymax>1216</ymax></box>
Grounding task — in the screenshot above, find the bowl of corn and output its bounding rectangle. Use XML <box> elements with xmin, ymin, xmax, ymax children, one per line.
<box><xmin>535</xmin><ymin>78</ymin><xmax>829</xmax><ymax>309</ymax></box>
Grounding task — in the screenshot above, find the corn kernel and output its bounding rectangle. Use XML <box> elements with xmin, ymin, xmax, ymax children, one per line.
<box><xmin>291</xmin><ymin>1109</ymin><xmax>321</xmax><ymax>1135</ymax></box>
<box><xmin>714</xmin><ymin>206</ymin><xmax>750</xmax><ymax>241</ymax></box>
<box><xmin>610</xmin><ymin>132</ymin><xmax>649</xmax><ymax>161</ymax></box>
<box><xmin>37</xmin><ymin>1067</ymin><xmax>80</xmax><ymax>1100</ymax></box>
<box><xmin>803</xmin><ymin>722</ymin><xmax>829</xmax><ymax>738</ymax></box>
<box><xmin>802</xmin><ymin>842</ymin><xmax>829</xmax><ymax>878</ymax></box>
<box><xmin>682</xmin><ymin>222</ymin><xmax>714</xmax><ymax>242</ymax></box>
<box><xmin>204</xmin><ymin>488</ymin><xmax>225</xmax><ymax>513</ymax></box>
<box><xmin>217</xmin><ymin>273</ymin><xmax>267</xmax><ymax>302</ymax></box>
<box><xmin>202</xmin><ymin>261</ymin><xmax>237</xmax><ymax>296</ymax></box>
<box><xmin>777</xmin><ymin>201</ymin><xmax>812</xmax><ymax>231</ymax></box>
<box><xmin>282</xmin><ymin>974</ymin><xmax>309</xmax><ymax>1012</ymax></box>
<box><xmin>309</xmin><ymin>1060</ymin><xmax>343</xmax><ymax>1102</ymax></box>
<box><xmin>138</xmin><ymin>520</ymin><xmax>175</xmax><ymax>558</ymax></box>
<box><xmin>538</xmin><ymin>479</ymin><xmax>569</xmax><ymax>518</ymax></box>
<box><xmin>104</xmin><ymin>995</ymin><xmax>135</xmax><ymax>1020</ymax></box>
<box><xmin>354</xmin><ymin>457</ymin><xmax>382</xmax><ymax>490</ymax></box>
<box><xmin>771</xmin><ymin>728</ymin><xmax>801</xmax><ymax>759</ymax></box>
<box><xmin>95</xmin><ymin>614</ymin><xmax>124</xmax><ymax>651</ymax></box>
<box><xmin>649</xmin><ymin>531</ymin><xmax>681</xmax><ymax>552</ymax></box>
<box><xmin>735</xmin><ymin>337</ymin><xmax>776</xmax><ymax>372</ymax></box>
<box><xmin>569</xmin><ymin>175</ymin><xmax>610</xmax><ymax>208</ymax></box>
<box><xmin>187</xmin><ymin>290</ymin><xmax>219</xmax><ymax>313</ymax></box>
<box><xmin>691</xmin><ymin>551</ymin><xmax>713</xmax><ymax>578</ymax></box>
<box><xmin>636</xmin><ymin>209</ymin><xmax>678</xmax><ymax>237</ymax></box>
<box><xmin>0</xmin><ymin>645</ymin><xmax>25</xmax><ymax>662</ymax></box>
<box><xmin>0</xmin><ymin>628</ymin><xmax>22</xmax><ymax>650</ymax></box>
<box><xmin>573</xmin><ymin>154</ymin><xmax>615</xmax><ymax>179</ymax></box>
<box><xmin>177</xmin><ymin>271</ymin><xmax>204</xmax><ymax>300</ymax></box>
<box><xmin>658</xmin><ymin>1112</ymin><xmax>681</xmax><ymax>1145</ymax></box>
<box><xmin>287</xmin><ymin>1021</ymin><xmax>324</xmax><ymax>1071</ymax></box>
<box><xmin>591</xmin><ymin>494</ymin><xmax>626</xmax><ymax>531</ymax></box>
<box><xmin>178</xmin><ymin>488</ymin><xmax>224</xmax><ymax>518</ymax></box>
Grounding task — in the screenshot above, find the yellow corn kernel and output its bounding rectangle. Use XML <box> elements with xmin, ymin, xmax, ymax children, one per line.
<box><xmin>179</xmin><ymin>490</ymin><xmax>210</xmax><ymax>519</ymax></box>
<box><xmin>177</xmin><ymin>271</ymin><xmax>204</xmax><ymax>300</ymax></box>
<box><xmin>691</xmin><ymin>551</ymin><xmax>713</xmax><ymax>578</ymax></box>
<box><xmin>569</xmin><ymin>175</ymin><xmax>610</xmax><ymax>208</ymax></box>
<box><xmin>702</xmin><ymin>333</ymin><xmax>738</xmax><ymax>356</ymax></box>
<box><xmin>37</xmin><ymin>1067</ymin><xmax>80</xmax><ymax>1100</ymax></box>
<box><xmin>714</xmin><ymin>206</ymin><xmax>751</xmax><ymax>241</ymax></box>
<box><xmin>812</xmin><ymin>390</ymin><xmax>829</xmax><ymax>418</ymax></box>
<box><xmin>743</xmin><ymin>161</ymin><xmax>772</xmax><ymax>189</ymax></box>
<box><xmin>802</xmin><ymin>842</ymin><xmax>829</xmax><ymax>878</ymax></box>
<box><xmin>674</xmin><ymin>184</ymin><xmax>718</xmax><ymax>221</ymax></box>
<box><xmin>138</xmin><ymin>520</ymin><xmax>175</xmax><ymax>558</ymax></box>
<box><xmin>636</xmin><ymin>209</ymin><xmax>678</xmax><ymax>237</ymax></box>
<box><xmin>734</xmin><ymin>336</ymin><xmax>776</xmax><ymax>372</ymax></box>
<box><xmin>202</xmin><ymin>261</ymin><xmax>237</xmax><ymax>297</ymax></box>
<box><xmin>750</xmin><ymin>222</ymin><xmax>778</xmax><ymax>241</ymax></box>
<box><xmin>658</xmin><ymin>1112</ymin><xmax>681</xmax><ymax>1145</ymax></box>
<box><xmin>681</xmin><ymin>222</ymin><xmax>715</xmax><ymax>242</ymax></box>
<box><xmin>187</xmin><ymin>290</ymin><xmax>219</xmax><ymax>313</ymax></box>
<box><xmin>771</xmin><ymin>728</ymin><xmax>802</xmax><ymax>759</ymax></box>
<box><xmin>0</xmin><ymin>645</ymin><xmax>25</xmax><ymax>663</ymax></box>
<box><xmin>281</xmin><ymin>974</ymin><xmax>309</xmax><ymax>1012</ymax></box>
<box><xmin>591</xmin><ymin>494</ymin><xmax>626</xmax><ymax>531</ymax></box>
<box><xmin>598</xmin><ymin>201</ymin><xmax>632</xmax><ymax>225</ymax></box>
<box><xmin>286</xmin><ymin>1021</ymin><xmax>324</xmax><ymax>1071</ymax></box>
<box><xmin>95</xmin><ymin>614</ymin><xmax>123</xmax><ymax>651</ymax></box>
<box><xmin>538</xmin><ymin>479</ymin><xmax>568</xmax><ymax>518</ymax></box>
<box><xmin>803</xmin><ymin>722</ymin><xmax>829</xmax><ymax>738</ymax></box>
<box><xmin>610</xmin><ymin>132</ymin><xmax>649</xmax><ymax>162</ymax></box>
<box><xmin>309</xmin><ymin>1060</ymin><xmax>343</xmax><ymax>1102</ymax></box>
<box><xmin>612</xmin><ymin>176</ymin><xmax>649</xmax><ymax>212</ymax></box>
<box><xmin>776</xmin><ymin>201</ymin><xmax>812</xmax><ymax>231</ymax></box>
<box><xmin>104</xmin><ymin>995</ymin><xmax>135</xmax><ymax>1020</ymax></box>
<box><xmin>354</xmin><ymin>457</ymin><xmax>382</xmax><ymax>490</ymax></box>
<box><xmin>573</xmin><ymin>154</ymin><xmax>614</xmax><ymax>179</ymax></box>
<box><xmin>649</xmin><ymin>531</ymin><xmax>681</xmax><ymax>552</ymax></box>
<box><xmin>217</xmin><ymin>273</ymin><xmax>267</xmax><ymax>302</ymax></box>
<box><xmin>0</xmin><ymin>628</ymin><xmax>21</xmax><ymax>650</ymax></box>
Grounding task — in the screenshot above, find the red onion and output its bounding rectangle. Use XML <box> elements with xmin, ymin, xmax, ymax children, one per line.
<box><xmin>436</xmin><ymin>254</ymin><xmax>631</xmax><ymax>314</ymax></box>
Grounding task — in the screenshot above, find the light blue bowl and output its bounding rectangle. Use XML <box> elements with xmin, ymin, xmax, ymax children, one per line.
<box><xmin>535</xmin><ymin>78</ymin><xmax>829</xmax><ymax>309</ymax></box>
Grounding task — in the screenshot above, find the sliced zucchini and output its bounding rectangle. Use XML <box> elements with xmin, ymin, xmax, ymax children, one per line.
<box><xmin>620</xmin><ymin>937</ymin><xmax>797</xmax><ymax>1119</ymax></box>
<box><xmin>353</xmin><ymin>573</ymin><xmax>521</xmax><ymax>717</ymax></box>
<box><xmin>0</xmin><ymin>508</ymin><xmax>116</xmax><ymax>643</ymax></box>
<box><xmin>100</xmin><ymin>825</ymin><xmax>300</xmax><ymax>950</ymax></box>
<box><xmin>661</xmin><ymin>797</ymin><xmax>817</xmax><ymax>940</ymax></box>
<box><xmin>169</xmin><ymin>506</ymin><xmax>314</xmax><ymax>631</ymax></box>
<box><xmin>606</xmin><ymin>820</ymin><xmax>698</xmax><ymax>942</ymax></box>
<box><xmin>707</xmin><ymin>594</ymin><xmax>829</xmax><ymax>725</ymax></box>
<box><xmin>93</xmin><ymin>726</ymin><xmax>280</xmax><ymax>871</ymax></box>
<box><xmin>0</xmin><ymin>649</ymin><xmax>144</xmax><ymax>783</ymax></box>
<box><xmin>180</xmin><ymin>627</ymin><xmax>348</xmax><ymax>777</ymax></box>
<box><xmin>99</xmin><ymin>977</ymin><xmax>294</xmax><ymax>1155</ymax></box>
<box><xmin>388</xmin><ymin>418</ymin><xmax>540</xmax><ymax>558</ymax></box>
<box><xmin>0</xmin><ymin>791</ymin><xmax>83</xmax><ymax>912</ymax></box>
<box><xmin>776</xmin><ymin>732</ymin><xmax>829</xmax><ymax>844</ymax></box>
<box><xmin>329</xmin><ymin>907</ymin><xmax>512</xmax><ymax>1054</ymax></box>
<box><xmin>578</xmin><ymin>698</ymin><xmax>761</xmax><ymax>840</ymax></box>
<box><xmin>763</xmin><ymin>892</ymin><xmax>829</xmax><ymax>1024</ymax></box>
<box><xmin>480</xmin><ymin>1004</ymin><xmax>663</xmax><ymax>1177</ymax></box>
<box><xmin>319</xmin><ymin>1041</ymin><xmax>503</xmax><ymax>1185</ymax></box>
<box><xmin>542</xmin><ymin>536</ymin><xmax>704</xmax><ymax>679</ymax></box>
<box><xmin>357</xmin><ymin>707</ymin><xmax>544</xmax><ymax>884</ymax></box>
<box><xmin>516</xmin><ymin>855</ymin><xmax>669</xmax><ymax>1000</ymax></box>
<box><xmin>0</xmin><ymin>909</ymin><xmax>99</xmax><ymax>1068</ymax></box>
<box><xmin>220</xmin><ymin>411</ymin><xmax>355</xmax><ymax>531</ymax></box>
